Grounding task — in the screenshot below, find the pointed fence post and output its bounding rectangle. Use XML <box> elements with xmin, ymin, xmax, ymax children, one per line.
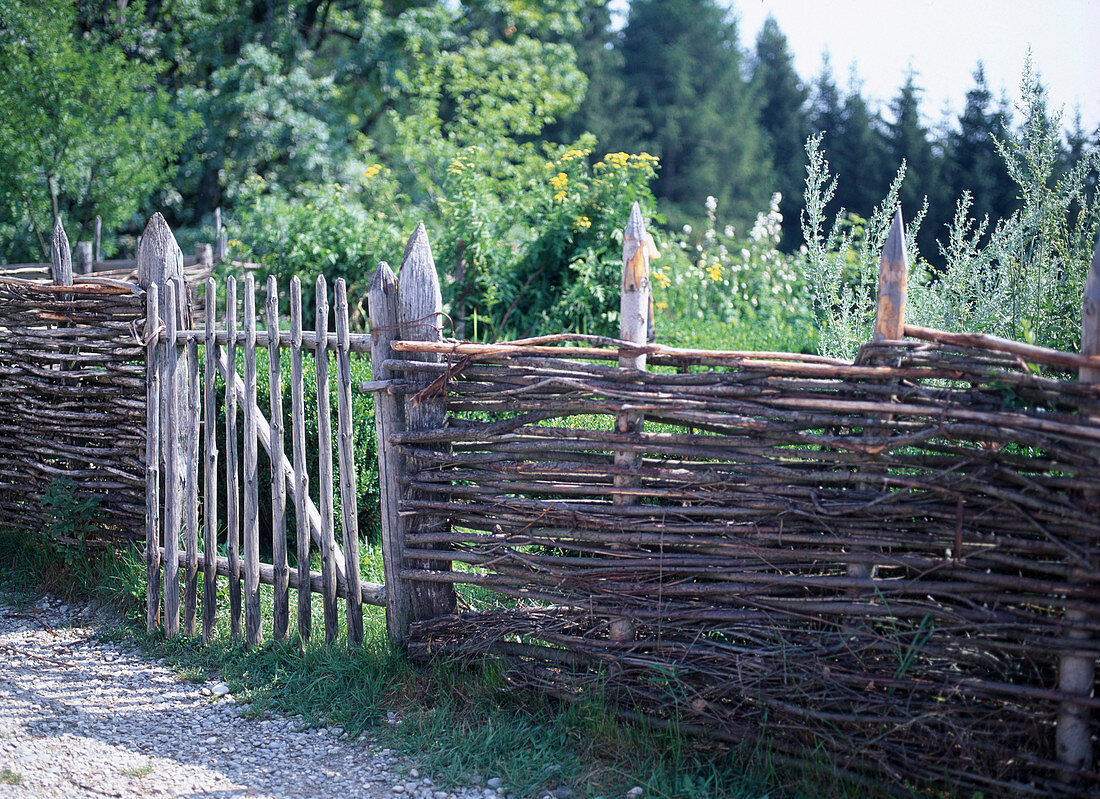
<box><xmin>267</xmin><ymin>276</ymin><xmax>289</xmax><ymax>643</ymax></box>
<box><xmin>136</xmin><ymin>214</ymin><xmax>195</xmax><ymax>637</ymax></box>
<box><xmin>874</xmin><ymin>208</ymin><xmax>908</xmax><ymax>342</ymax></box>
<box><xmin>398</xmin><ymin>224</ymin><xmax>456</xmax><ymax>621</ymax></box>
<box><xmin>1059</xmin><ymin>237</ymin><xmax>1100</xmax><ymax>772</ymax></box>
<box><xmin>49</xmin><ymin>219</ymin><xmax>72</xmax><ymax>286</ymax></box>
<box><xmin>144</xmin><ymin>282</ymin><xmax>161</xmax><ymax>633</ymax></box>
<box><xmin>369</xmin><ymin>261</ymin><xmax>414</xmax><ymax>646</ymax></box>
<box><xmin>610</xmin><ymin>203</ymin><xmax>654</xmax><ymax>643</ymax></box>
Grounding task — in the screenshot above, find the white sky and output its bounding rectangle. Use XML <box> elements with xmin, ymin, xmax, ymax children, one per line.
<box><xmin>611</xmin><ymin>0</ymin><xmax>1100</xmax><ymax>133</ymax></box>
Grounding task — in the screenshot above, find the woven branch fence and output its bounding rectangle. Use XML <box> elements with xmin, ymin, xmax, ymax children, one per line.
<box><xmin>369</xmin><ymin>208</ymin><xmax>1100</xmax><ymax>797</ymax></box>
<box><xmin>0</xmin><ymin>275</ymin><xmax>146</xmax><ymax>541</ymax></box>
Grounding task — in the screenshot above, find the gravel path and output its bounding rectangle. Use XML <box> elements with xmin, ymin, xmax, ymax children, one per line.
<box><xmin>0</xmin><ymin>596</ymin><xmax>512</xmax><ymax>799</ymax></box>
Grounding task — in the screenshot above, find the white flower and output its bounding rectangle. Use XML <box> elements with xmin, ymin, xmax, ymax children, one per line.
<box><xmin>682</xmin><ymin>224</ymin><xmax>693</xmax><ymax>234</ymax></box>
<box><xmin>705</xmin><ymin>196</ymin><xmax>717</xmax><ymax>212</ymax></box>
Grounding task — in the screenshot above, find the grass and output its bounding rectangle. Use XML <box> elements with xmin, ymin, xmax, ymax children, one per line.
<box><xmin>0</xmin><ymin>768</ymin><xmax>20</xmax><ymax>785</ymax></box>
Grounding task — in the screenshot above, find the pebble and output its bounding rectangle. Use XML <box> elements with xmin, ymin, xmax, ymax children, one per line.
<box><xmin>0</xmin><ymin>596</ymin><xmax>505</xmax><ymax>799</ymax></box>
<box><xmin>626</xmin><ymin>787</ymin><xmax>644</xmax><ymax>798</ymax></box>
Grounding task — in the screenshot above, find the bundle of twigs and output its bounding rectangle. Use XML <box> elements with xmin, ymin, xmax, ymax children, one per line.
<box><xmin>0</xmin><ymin>277</ymin><xmax>147</xmax><ymax>542</ymax></box>
<box><xmin>396</xmin><ymin>333</ymin><xmax>1100</xmax><ymax>798</ymax></box>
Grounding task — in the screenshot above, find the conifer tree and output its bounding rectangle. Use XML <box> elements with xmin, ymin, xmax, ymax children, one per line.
<box><xmin>751</xmin><ymin>16</ymin><xmax>809</xmax><ymax>245</ymax></box>
<box><xmin>618</xmin><ymin>0</ymin><xmax>772</xmax><ymax>227</ymax></box>
<box><xmin>948</xmin><ymin>63</ymin><xmax>1014</xmax><ymax>228</ymax></box>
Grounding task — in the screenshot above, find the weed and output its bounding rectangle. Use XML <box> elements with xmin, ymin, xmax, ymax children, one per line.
<box><xmin>0</xmin><ymin>768</ymin><xmax>20</xmax><ymax>784</ymax></box>
<box><xmin>119</xmin><ymin>762</ymin><xmax>154</xmax><ymax>778</ymax></box>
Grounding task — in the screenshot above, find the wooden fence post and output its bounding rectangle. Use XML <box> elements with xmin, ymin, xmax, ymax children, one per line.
<box><xmin>136</xmin><ymin>214</ymin><xmax>194</xmax><ymax>638</ymax></box>
<box><xmin>93</xmin><ymin>215</ymin><xmax>102</xmax><ymax>263</ymax></box>
<box><xmin>611</xmin><ymin>203</ymin><xmax>653</xmax><ymax>643</ymax></box>
<box><xmin>213</xmin><ymin>207</ymin><xmax>228</xmax><ymax>263</ymax></box>
<box><xmin>398</xmin><ymin>223</ymin><xmax>456</xmax><ymax>621</ymax></box>
<box><xmin>144</xmin><ymin>282</ymin><xmax>161</xmax><ymax>633</ymax></box>
<box><xmin>181</xmin><ymin>273</ymin><xmax>201</xmax><ymax>637</ymax></box>
<box><xmin>335</xmin><ymin>278</ymin><xmax>364</xmax><ymax>645</ymax></box>
<box><xmin>369</xmin><ymin>261</ymin><xmax>413</xmax><ymax>647</ymax></box>
<box><xmin>1059</xmin><ymin>237</ymin><xmax>1100</xmax><ymax>771</ymax></box>
<box><xmin>874</xmin><ymin>208</ymin><xmax>908</xmax><ymax>342</ymax></box>
<box><xmin>75</xmin><ymin>241</ymin><xmax>93</xmax><ymax>276</ymax></box>
<box><xmin>49</xmin><ymin>219</ymin><xmax>72</xmax><ymax>286</ymax></box>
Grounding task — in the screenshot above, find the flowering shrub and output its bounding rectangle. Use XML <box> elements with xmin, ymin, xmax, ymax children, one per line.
<box><xmin>440</xmin><ymin>139</ymin><xmax>660</xmax><ymax>339</ymax></box>
<box><xmin>654</xmin><ymin>192</ymin><xmax>815</xmax><ymax>351</ymax></box>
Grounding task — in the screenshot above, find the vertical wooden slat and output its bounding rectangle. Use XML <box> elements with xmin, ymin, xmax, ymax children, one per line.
<box><xmin>315</xmin><ymin>275</ymin><xmax>339</xmax><ymax>641</ymax></box>
<box><xmin>243</xmin><ymin>275</ymin><xmax>262</xmax><ymax>648</ymax></box>
<box><xmin>369</xmin><ymin>261</ymin><xmax>412</xmax><ymax>647</ymax></box>
<box><xmin>610</xmin><ymin>203</ymin><xmax>652</xmax><ymax>643</ymax></box>
<box><xmin>267</xmin><ymin>276</ymin><xmax>289</xmax><ymax>643</ymax></box>
<box><xmin>163</xmin><ymin>280</ymin><xmax>181</xmax><ymax>639</ymax></box>
<box><xmin>397</xmin><ymin>223</ymin><xmax>456</xmax><ymax>621</ymax></box>
<box><xmin>213</xmin><ymin>207</ymin><xmax>226</xmax><ymax>262</ymax></box>
<box><xmin>182</xmin><ymin>274</ymin><xmax>200</xmax><ymax>637</ymax></box>
<box><xmin>1058</xmin><ymin>237</ymin><xmax>1100</xmax><ymax>771</ymax></box>
<box><xmin>202</xmin><ymin>277</ymin><xmax>219</xmax><ymax>643</ymax></box>
<box><xmin>93</xmin><ymin>215</ymin><xmax>102</xmax><ymax>263</ymax></box>
<box><xmin>290</xmin><ymin>277</ymin><xmax>312</xmax><ymax>643</ymax></box>
<box><xmin>144</xmin><ymin>282</ymin><xmax>161</xmax><ymax>633</ymax></box>
<box><xmin>335</xmin><ymin>279</ymin><xmax>364</xmax><ymax>645</ymax></box>
<box><xmin>225</xmin><ymin>277</ymin><xmax>242</xmax><ymax>642</ymax></box>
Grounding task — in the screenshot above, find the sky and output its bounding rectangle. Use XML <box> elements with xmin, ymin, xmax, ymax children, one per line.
<box><xmin>611</xmin><ymin>0</ymin><xmax>1100</xmax><ymax>133</ymax></box>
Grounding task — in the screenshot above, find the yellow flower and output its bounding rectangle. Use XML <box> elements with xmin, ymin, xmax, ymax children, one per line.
<box><xmin>707</xmin><ymin>262</ymin><xmax>723</xmax><ymax>282</ymax></box>
<box><xmin>655</xmin><ymin>301</ymin><xmax>669</xmax><ymax>310</ymax></box>
<box><xmin>561</xmin><ymin>147</ymin><xmax>591</xmax><ymax>162</ymax></box>
<box><xmin>652</xmin><ymin>269</ymin><xmax>671</xmax><ymax>289</ymax></box>
<box><xmin>550</xmin><ymin>171</ymin><xmax>568</xmax><ymax>202</ymax></box>
<box><xmin>574</xmin><ymin>215</ymin><xmax>592</xmax><ymax>230</ymax></box>
<box><xmin>363</xmin><ymin>164</ymin><xmax>383</xmax><ymax>179</ymax></box>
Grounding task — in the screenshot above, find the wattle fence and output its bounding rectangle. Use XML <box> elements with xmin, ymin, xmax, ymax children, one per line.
<box><xmin>1</xmin><ymin>207</ymin><xmax>1098</xmax><ymax>797</ymax></box>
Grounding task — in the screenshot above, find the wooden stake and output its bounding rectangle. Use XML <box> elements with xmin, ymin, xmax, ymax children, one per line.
<box><xmin>202</xmin><ymin>277</ymin><xmax>218</xmax><ymax>643</ymax></box>
<box><xmin>611</xmin><ymin>203</ymin><xmax>653</xmax><ymax>643</ymax></box>
<box><xmin>75</xmin><ymin>241</ymin><xmax>93</xmax><ymax>276</ymax></box>
<box><xmin>243</xmin><ymin>275</ymin><xmax>262</xmax><ymax>648</ymax></box>
<box><xmin>144</xmin><ymin>282</ymin><xmax>161</xmax><ymax>633</ymax></box>
<box><xmin>182</xmin><ymin>274</ymin><xmax>200</xmax><ymax>637</ymax></box>
<box><xmin>93</xmin><ymin>215</ymin><xmax>101</xmax><ymax>263</ymax></box>
<box><xmin>874</xmin><ymin>208</ymin><xmax>908</xmax><ymax>341</ymax></box>
<box><xmin>316</xmin><ymin>275</ymin><xmax>339</xmax><ymax>642</ymax></box>
<box><xmin>49</xmin><ymin>219</ymin><xmax>72</xmax><ymax>286</ymax></box>
<box><xmin>398</xmin><ymin>223</ymin><xmax>456</xmax><ymax>621</ymax></box>
<box><xmin>290</xmin><ymin>277</ymin><xmax>312</xmax><ymax>644</ymax></box>
<box><xmin>267</xmin><ymin>276</ymin><xmax>289</xmax><ymax>643</ymax></box>
<box><xmin>369</xmin><ymin>261</ymin><xmax>413</xmax><ymax>647</ymax></box>
<box><xmin>335</xmin><ymin>279</ymin><xmax>364</xmax><ymax>645</ymax></box>
<box><xmin>225</xmin><ymin>277</ymin><xmax>242</xmax><ymax>642</ymax></box>
<box><xmin>163</xmin><ymin>280</ymin><xmax>181</xmax><ymax>638</ymax></box>
<box><xmin>1058</xmin><ymin>236</ymin><xmax>1100</xmax><ymax>771</ymax></box>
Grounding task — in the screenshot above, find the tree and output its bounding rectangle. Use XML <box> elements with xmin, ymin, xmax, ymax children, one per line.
<box><xmin>0</xmin><ymin>0</ymin><xmax>193</xmax><ymax>259</ymax></box>
<box><xmin>751</xmin><ymin>16</ymin><xmax>808</xmax><ymax>246</ymax></box>
<box><xmin>885</xmin><ymin>70</ymin><xmax>946</xmax><ymax>256</ymax></box>
<box><xmin>618</xmin><ymin>0</ymin><xmax>772</xmax><ymax>227</ymax></box>
<box><xmin>948</xmin><ymin>63</ymin><xmax>1015</xmax><ymax>230</ymax></box>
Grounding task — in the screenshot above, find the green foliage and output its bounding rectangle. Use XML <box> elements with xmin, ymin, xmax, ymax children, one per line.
<box><xmin>618</xmin><ymin>0</ymin><xmax>773</xmax><ymax>229</ymax></box>
<box><xmin>442</xmin><ymin>142</ymin><xmax>660</xmax><ymax>339</ymax></box>
<box><xmin>231</xmin><ymin>175</ymin><xmax>410</xmax><ymax>322</ymax></box>
<box><xmin>802</xmin><ymin>64</ymin><xmax>1100</xmax><ymax>359</ymax></box>
<box><xmin>38</xmin><ymin>478</ymin><xmax>103</xmax><ymax>582</ymax></box>
<box><xmin>800</xmin><ymin>133</ymin><xmax>926</xmax><ymax>360</ymax></box>
<box><xmin>655</xmin><ymin>192</ymin><xmax>814</xmax><ymax>352</ymax></box>
<box><xmin>0</xmin><ymin>0</ymin><xmax>194</xmax><ymax>259</ymax></box>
